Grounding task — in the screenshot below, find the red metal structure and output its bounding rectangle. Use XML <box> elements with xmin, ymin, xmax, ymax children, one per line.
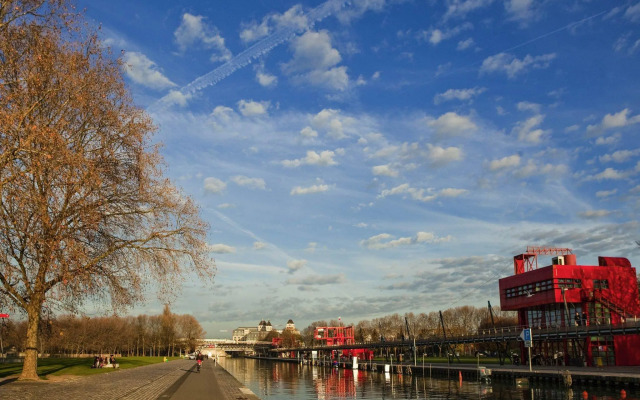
<box><xmin>500</xmin><ymin>247</ymin><xmax>640</xmax><ymax>366</ymax></box>
<box><xmin>314</xmin><ymin>326</ymin><xmax>373</xmax><ymax>360</ymax></box>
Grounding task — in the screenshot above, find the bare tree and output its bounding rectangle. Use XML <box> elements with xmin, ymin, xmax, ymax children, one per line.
<box><xmin>0</xmin><ymin>1</ymin><xmax>215</xmax><ymax>379</ymax></box>
<box><xmin>176</xmin><ymin>314</ymin><xmax>205</xmax><ymax>353</ymax></box>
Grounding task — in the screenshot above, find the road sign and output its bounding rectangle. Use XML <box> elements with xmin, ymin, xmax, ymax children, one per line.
<box><xmin>0</xmin><ymin>314</ymin><xmax>8</xmax><ymax>318</ymax></box>
<box><xmin>520</xmin><ymin>328</ymin><xmax>532</xmax><ymax>347</ymax></box>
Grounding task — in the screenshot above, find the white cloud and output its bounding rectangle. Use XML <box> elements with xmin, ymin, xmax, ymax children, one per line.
<box><xmin>427</xmin><ymin>144</ymin><xmax>463</xmax><ymax>167</ymax></box>
<box><xmin>427</xmin><ymin>112</ymin><xmax>477</xmax><ymax>138</ymax></box>
<box><xmin>514</xmin><ymin>160</ymin><xmax>567</xmax><ymax>179</ymax></box>
<box><xmin>174</xmin><ymin>13</ymin><xmax>232</xmax><ymax>62</ymax></box>
<box><xmin>361</xmin><ymin>231</ymin><xmax>453</xmax><ymax>249</ymax></box>
<box><xmin>208</xmin><ymin>243</ymin><xmax>236</xmax><ymax>253</ymax></box>
<box><xmin>596</xmin><ymin>189</ymin><xmax>617</xmax><ymax>198</ymax></box>
<box><xmin>307</xmin><ymin>66</ymin><xmax>349</xmax><ymax>90</ymax></box>
<box><xmin>625</xmin><ymin>3</ymin><xmax>640</xmax><ymax>23</ymax></box>
<box><xmin>300</xmin><ymin>126</ymin><xmax>318</xmax><ymax>138</ymax></box>
<box><xmin>433</xmin><ymin>87</ymin><xmax>486</xmax><ymax>104</ymax></box>
<box><xmin>212</xmin><ymin>105</ymin><xmax>235</xmax><ymax>121</ymax></box>
<box><xmin>256</xmin><ymin>71</ymin><xmax>277</xmax><ymax>87</ymax></box>
<box><xmin>439</xmin><ymin>188</ymin><xmax>468</xmax><ymax>197</ymax></box>
<box><xmin>282</xmin><ymin>30</ymin><xmax>348</xmax><ymax>91</ymax></box>
<box><xmin>578</xmin><ymin>210</ymin><xmax>612</xmax><ymax>219</ymax></box>
<box><xmin>444</xmin><ymin>0</ymin><xmax>495</xmax><ymax>20</ymax></box>
<box><xmin>372</xmin><ymin>164</ymin><xmax>399</xmax><ymax>177</ymax></box>
<box><xmin>286</xmin><ymin>259</ymin><xmax>307</xmax><ymax>274</ymax></box>
<box><xmin>489</xmin><ymin>154</ymin><xmax>521</xmax><ymax>171</ymax></box>
<box><xmin>512</xmin><ymin>114</ymin><xmax>549</xmax><ymax>143</ymax></box>
<box><xmin>517</xmin><ymin>101</ymin><xmax>541</xmax><ymax>113</ymax></box>
<box><xmin>204</xmin><ymin>177</ymin><xmax>227</xmax><ymax>194</ymax></box>
<box><xmin>282</xmin><ymin>150</ymin><xmax>339</xmax><ymax>168</ymax></box>
<box><xmin>335</xmin><ymin>0</ymin><xmax>387</xmax><ymax>24</ymax></box>
<box><xmin>585</xmin><ymin>167</ymin><xmax>628</xmax><ymax>181</ymax></box>
<box><xmin>599</xmin><ymin>149</ymin><xmax>640</xmax><ymax>163</ymax></box>
<box><xmin>122</xmin><ymin>52</ymin><xmax>176</xmax><ymax>90</ymax></box>
<box><xmin>237</xmin><ymin>100</ymin><xmax>270</xmax><ymax>117</ymax></box>
<box><xmin>160</xmin><ymin>90</ymin><xmax>192</xmax><ymax>107</ymax></box>
<box><xmin>230</xmin><ymin>175</ymin><xmax>266</xmax><ymax>189</ymax></box>
<box><xmin>586</xmin><ymin>108</ymin><xmax>640</xmax><ymax>136</ymax></box>
<box><xmin>285</xmin><ymin>273</ymin><xmax>345</xmax><ymax>286</ymax></box>
<box><xmin>480</xmin><ymin>52</ymin><xmax>556</xmax><ymax>79</ymax></box>
<box><xmin>290</xmin><ymin>183</ymin><xmax>330</xmax><ymax>195</ymax></box>
<box><xmin>420</xmin><ymin>22</ymin><xmax>473</xmax><ymax>45</ymax></box>
<box><xmin>240</xmin><ymin>5</ymin><xmax>308</xmax><ymax>43</ymax></box>
<box><xmin>505</xmin><ymin>0</ymin><xmax>537</xmax><ymax>23</ymax></box>
<box><xmin>378</xmin><ymin>184</ymin><xmax>466</xmax><ymax>203</ymax></box>
<box><xmin>564</xmin><ymin>125</ymin><xmax>580</xmax><ymax>133</ymax></box>
<box><xmin>457</xmin><ymin>37</ymin><xmax>475</xmax><ymax>50</ymax></box>
<box><xmin>311</xmin><ymin>109</ymin><xmax>348</xmax><ymax>139</ymax></box>
<box><xmin>595</xmin><ymin>134</ymin><xmax>621</xmax><ymax>145</ymax></box>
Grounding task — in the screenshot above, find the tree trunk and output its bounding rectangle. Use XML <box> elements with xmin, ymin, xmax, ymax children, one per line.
<box><xmin>20</xmin><ymin>306</ymin><xmax>41</xmax><ymax>380</ymax></box>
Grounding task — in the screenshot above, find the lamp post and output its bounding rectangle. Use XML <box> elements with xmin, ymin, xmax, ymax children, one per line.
<box><xmin>413</xmin><ymin>336</ymin><xmax>417</xmax><ymax>366</ymax></box>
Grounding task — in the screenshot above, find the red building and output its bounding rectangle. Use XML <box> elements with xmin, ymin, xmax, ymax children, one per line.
<box><xmin>499</xmin><ymin>246</ymin><xmax>640</xmax><ymax>367</ymax></box>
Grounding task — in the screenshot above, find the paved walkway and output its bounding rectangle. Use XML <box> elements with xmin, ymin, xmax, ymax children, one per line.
<box><xmin>0</xmin><ymin>359</ymin><xmax>260</xmax><ymax>400</ymax></box>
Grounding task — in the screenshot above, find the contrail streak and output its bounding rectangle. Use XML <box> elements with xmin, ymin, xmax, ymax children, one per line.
<box><xmin>151</xmin><ymin>0</ymin><xmax>347</xmax><ymax>110</ymax></box>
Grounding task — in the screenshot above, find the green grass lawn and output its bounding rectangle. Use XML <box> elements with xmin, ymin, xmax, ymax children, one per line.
<box><xmin>0</xmin><ymin>356</ymin><xmax>181</xmax><ymax>379</ymax></box>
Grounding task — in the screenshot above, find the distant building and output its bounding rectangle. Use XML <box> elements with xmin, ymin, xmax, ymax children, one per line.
<box><xmin>232</xmin><ymin>327</ymin><xmax>254</xmax><ymax>342</ymax></box>
<box><xmin>233</xmin><ymin>319</ymin><xmax>299</xmax><ymax>341</ymax></box>
<box><xmin>284</xmin><ymin>319</ymin><xmax>300</xmax><ymax>335</ymax></box>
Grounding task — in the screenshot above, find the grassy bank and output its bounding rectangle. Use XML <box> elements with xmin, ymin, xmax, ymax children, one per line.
<box><xmin>0</xmin><ymin>356</ymin><xmax>181</xmax><ymax>379</ymax></box>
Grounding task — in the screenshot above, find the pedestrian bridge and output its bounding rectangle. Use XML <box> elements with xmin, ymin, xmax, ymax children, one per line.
<box><xmin>197</xmin><ymin>340</ymin><xmax>271</xmax><ymax>356</ymax></box>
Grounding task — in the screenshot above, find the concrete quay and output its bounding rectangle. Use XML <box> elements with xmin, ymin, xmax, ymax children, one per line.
<box><xmin>0</xmin><ymin>359</ymin><xmax>260</xmax><ymax>400</ymax></box>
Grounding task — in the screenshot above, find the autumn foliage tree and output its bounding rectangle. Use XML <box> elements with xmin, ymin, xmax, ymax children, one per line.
<box><xmin>0</xmin><ymin>1</ymin><xmax>215</xmax><ymax>380</ymax></box>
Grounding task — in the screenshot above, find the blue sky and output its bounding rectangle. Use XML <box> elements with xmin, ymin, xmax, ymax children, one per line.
<box><xmin>79</xmin><ymin>0</ymin><xmax>640</xmax><ymax>337</ymax></box>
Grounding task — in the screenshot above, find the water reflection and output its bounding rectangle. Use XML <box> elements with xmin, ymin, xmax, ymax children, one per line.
<box><xmin>219</xmin><ymin>357</ymin><xmax>637</xmax><ymax>400</ymax></box>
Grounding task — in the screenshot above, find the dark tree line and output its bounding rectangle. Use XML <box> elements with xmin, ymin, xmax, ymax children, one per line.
<box><xmin>0</xmin><ymin>305</ymin><xmax>205</xmax><ymax>357</ymax></box>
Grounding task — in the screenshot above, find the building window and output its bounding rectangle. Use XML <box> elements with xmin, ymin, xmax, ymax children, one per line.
<box><xmin>593</xmin><ymin>279</ymin><xmax>609</xmax><ymax>290</ymax></box>
<box><xmin>557</xmin><ymin>278</ymin><xmax>582</xmax><ymax>289</ymax></box>
<box><xmin>526</xmin><ymin>304</ymin><xmax>581</xmax><ymax>329</ymax></box>
<box><xmin>505</xmin><ymin>279</ymin><xmax>557</xmax><ymax>298</ymax></box>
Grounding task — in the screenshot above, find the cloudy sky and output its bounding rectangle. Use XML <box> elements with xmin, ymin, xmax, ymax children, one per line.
<box><xmin>79</xmin><ymin>0</ymin><xmax>640</xmax><ymax>337</ymax></box>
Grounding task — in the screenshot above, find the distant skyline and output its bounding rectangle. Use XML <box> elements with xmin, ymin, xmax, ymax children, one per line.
<box><xmin>79</xmin><ymin>0</ymin><xmax>640</xmax><ymax>338</ymax></box>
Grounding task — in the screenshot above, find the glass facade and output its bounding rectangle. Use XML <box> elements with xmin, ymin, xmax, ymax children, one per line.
<box><xmin>505</xmin><ymin>278</ymin><xmax>581</xmax><ymax>299</ymax></box>
<box><xmin>526</xmin><ymin>304</ymin><xmax>581</xmax><ymax>329</ymax></box>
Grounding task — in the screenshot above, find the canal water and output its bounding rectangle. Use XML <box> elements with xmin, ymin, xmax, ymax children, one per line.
<box><xmin>219</xmin><ymin>357</ymin><xmax>637</xmax><ymax>400</ymax></box>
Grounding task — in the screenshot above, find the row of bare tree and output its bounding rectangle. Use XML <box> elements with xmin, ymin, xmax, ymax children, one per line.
<box><xmin>0</xmin><ymin>305</ymin><xmax>205</xmax><ymax>357</ymax></box>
